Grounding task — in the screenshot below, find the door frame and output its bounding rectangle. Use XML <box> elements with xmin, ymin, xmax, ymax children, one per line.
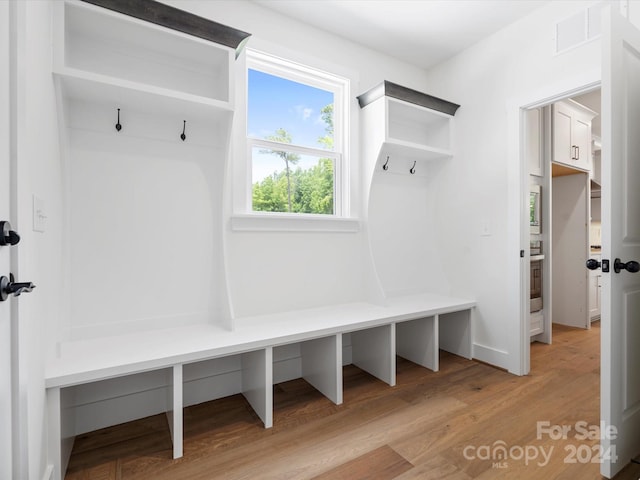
<box><xmin>515</xmin><ymin>82</ymin><xmax>601</xmax><ymax>374</ymax></box>
<box><xmin>0</xmin><ymin>1</ymin><xmax>13</xmax><ymax>477</ymax></box>
<box><xmin>508</xmin><ymin>72</ymin><xmax>601</xmax><ymax>376</ymax></box>
<box><xmin>3</xmin><ymin>0</ymin><xmax>22</xmax><ymax>476</ymax></box>
<box><xmin>8</xmin><ymin>1</ymin><xmax>29</xmax><ymax>476</ymax></box>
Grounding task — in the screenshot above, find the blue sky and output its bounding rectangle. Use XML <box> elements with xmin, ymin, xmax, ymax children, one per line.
<box><xmin>248</xmin><ymin>69</ymin><xmax>333</xmax><ymax>181</ymax></box>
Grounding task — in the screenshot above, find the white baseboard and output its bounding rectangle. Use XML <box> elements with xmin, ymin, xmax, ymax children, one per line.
<box><xmin>42</xmin><ymin>465</ymin><xmax>53</xmax><ymax>480</ymax></box>
<box><xmin>472</xmin><ymin>343</ymin><xmax>509</xmax><ymax>370</ymax></box>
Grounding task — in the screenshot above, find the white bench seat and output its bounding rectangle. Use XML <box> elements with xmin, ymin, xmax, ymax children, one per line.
<box><xmin>45</xmin><ymin>292</ymin><xmax>475</xmax><ymax>480</ymax></box>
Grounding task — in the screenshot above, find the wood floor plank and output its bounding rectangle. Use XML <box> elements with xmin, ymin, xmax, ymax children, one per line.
<box><xmin>143</xmin><ymin>393</ymin><xmax>466</xmax><ymax>480</ymax></box>
<box><xmin>392</xmin><ymin>454</ymin><xmax>472</xmax><ymax>480</ymax></box>
<box><xmin>65</xmin><ymin>460</ymin><xmax>119</xmax><ymax>480</ymax></box>
<box><xmin>310</xmin><ymin>445</ymin><xmax>413</xmax><ymax>480</ymax></box>
<box><xmin>119</xmin><ymin>377</ymin><xmax>414</xmax><ymax>480</ymax></box>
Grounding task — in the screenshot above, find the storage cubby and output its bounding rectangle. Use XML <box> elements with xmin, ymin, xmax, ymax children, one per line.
<box><xmin>61</xmin><ymin>96</ymin><xmax>230</xmax><ymax>340</ymax></box>
<box><xmin>396</xmin><ymin>316</ymin><xmax>438</xmax><ymax>371</ymax></box>
<box><xmin>387</xmin><ymin>98</ymin><xmax>452</xmax><ymax>152</ymax></box>
<box><xmin>57</xmin><ymin>1</ymin><xmax>233</xmax><ymax>104</ymax></box>
<box><xmin>271</xmin><ymin>337</ymin><xmax>343</xmax><ymax>412</ymax></box>
<box><xmin>65</xmin><ymin>368</ymin><xmax>175</xmax><ymax>435</ymax></box>
<box><xmin>350</xmin><ymin>324</ymin><xmax>396</xmax><ymax>386</ymax></box>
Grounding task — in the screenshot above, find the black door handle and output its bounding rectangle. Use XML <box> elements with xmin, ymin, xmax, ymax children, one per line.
<box><xmin>614</xmin><ymin>258</ymin><xmax>640</xmax><ymax>274</ymax></box>
<box><xmin>0</xmin><ymin>275</ymin><xmax>36</xmax><ymax>301</ymax></box>
<box><xmin>0</xmin><ymin>221</ymin><xmax>20</xmax><ymax>246</ymax></box>
<box><xmin>586</xmin><ymin>259</ymin><xmax>601</xmax><ymax>270</ymax></box>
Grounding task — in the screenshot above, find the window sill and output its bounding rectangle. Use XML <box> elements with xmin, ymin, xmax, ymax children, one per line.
<box><xmin>230</xmin><ymin>213</ymin><xmax>360</xmax><ymax>233</ymax></box>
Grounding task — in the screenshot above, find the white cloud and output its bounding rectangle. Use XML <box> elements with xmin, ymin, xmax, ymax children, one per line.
<box><xmin>294</xmin><ymin>104</ymin><xmax>313</xmax><ymax>121</ymax></box>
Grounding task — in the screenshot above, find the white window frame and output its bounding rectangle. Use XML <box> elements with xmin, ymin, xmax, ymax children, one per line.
<box><xmin>242</xmin><ymin>49</ymin><xmax>351</xmax><ymax>221</ymax></box>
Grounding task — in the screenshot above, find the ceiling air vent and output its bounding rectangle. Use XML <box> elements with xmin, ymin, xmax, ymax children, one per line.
<box><xmin>554</xmin><ymin>2</ymin><xmax>605</xmax><ymax>54</ymax></box>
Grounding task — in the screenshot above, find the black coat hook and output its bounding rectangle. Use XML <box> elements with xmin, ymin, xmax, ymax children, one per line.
<box><xmin>409</xmin><ymin>161</ymin><xmax>416</xmax><ymax>174</ymax></box>
<box><xmin>115</xmin><ymin>108</ymin><xmax>122</xmax><ymax>132</ymax></box>
<box><xmin>180</xmin><ymin>120</ymin><xmax>186</xmax><ymax>141</ymax></box>
<box><xmin>382</xmin><ymin>156</ymin><xmax>389</xmax><ymax>171</ymax></box>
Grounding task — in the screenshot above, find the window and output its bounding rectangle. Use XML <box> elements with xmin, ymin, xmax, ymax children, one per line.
<box><xmin>246</xmin><ymin>50</ymin><xmax>348</xmax><ymax>217</ymax></box>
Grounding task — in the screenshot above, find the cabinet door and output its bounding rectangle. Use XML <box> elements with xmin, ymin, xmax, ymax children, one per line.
<box><xmin>595</xmin><ymin>274</ymin><xmax>601</xmax><ymax>318</ymax></box>
<box><xmin>553</xmin><ymin>105</ymin><xmax>574</xmax><ymax>166</ymax></box>
<box><xmin>589</xmin><ymin>273</ymin><xmax>599</xmax><ymax>318</ymax></box>
<box><xmin>573</xmin><ymin>116</ymin><xmax>591</xmax><ymax>171</ymax></box>
<box><xmin>589</xmin><ymin>272</ymin><xmax>602</xmax><ymax>319</ymax></box>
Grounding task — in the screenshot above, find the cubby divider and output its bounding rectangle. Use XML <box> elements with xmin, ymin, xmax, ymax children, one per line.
<box><xmin>350</xmin><ymin>324</ymin><xmax>396</xmax><ymax>386</ymax></box>
<box><xmin>242</xmin><ymin>348</ymin><xmax>273</xmax><ymax>429</ymax></box>
<box><xmin>396</xmin><ymin>315</ymin><xmax>439</xmax><ymax>372</ymax></box>
<box><xmin>166</xmin><ymin>365</ymin><xmax>184</xmax><ymax>459</ymax></box>
<box><xmin>301</xmin><ymin>335</ymin><xmax>343</xmax><ymax>405</ymax></box>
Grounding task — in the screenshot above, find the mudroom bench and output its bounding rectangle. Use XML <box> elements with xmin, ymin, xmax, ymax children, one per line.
<box><xmin>45</xmin><ymin>293</ymin><xmax>475</xmax><ymax>480</ymax></box>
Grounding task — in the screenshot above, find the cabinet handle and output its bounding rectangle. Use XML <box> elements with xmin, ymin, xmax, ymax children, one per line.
<box><xmin>576</xmin><ymin>145</ymin><xmax>580</xmax><ymax>160</ymax></box>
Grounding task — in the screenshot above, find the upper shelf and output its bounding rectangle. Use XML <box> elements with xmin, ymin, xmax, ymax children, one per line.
<box><xmin>357</xmin><ymin>80</ymin><xmax>460</xmax><ymax>116</ymax></box>
<box><xmin>54</xmin><ymin>0</ymin><xmax>242</xmax><ymax>107</ymax></box>
<box><xmin>358</xmin><ymin>81</ymin><xmax>459</xmax><ymax>165</ymax></box>
<box><xmin>386</xmin><ymin>98</ymin><xmax>453</xmax><ymax>153</ymax></box>
<box><xmin>80</xmin><ymin>0</ymin><xmax>251</xmax><ymax>55</ymax></box>
<box><xmin>55</xmin><ymin>67</ymin><xmax>234</xmax><ymax>123</ymax></box>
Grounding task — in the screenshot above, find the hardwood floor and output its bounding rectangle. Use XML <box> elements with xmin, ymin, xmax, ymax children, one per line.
<box><xmin>65</xmin><ymin>322</ymin><xmax>637</xmax><ymax>479</ymax></box>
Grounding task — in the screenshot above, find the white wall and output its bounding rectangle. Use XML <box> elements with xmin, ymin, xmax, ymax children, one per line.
<box><xmin>421</xmin><ymin>0</ymin><xmax>601</xmax><ymax>372</ymax></box>
<box><xmin>13</xmin><ymin>1</ymin><xmax>63</xmax><ymax>478</ymax></box>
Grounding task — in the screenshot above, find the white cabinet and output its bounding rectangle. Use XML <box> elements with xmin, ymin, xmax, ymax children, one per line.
<box><xmin>53</xmin><ymin>0</ymin><xmax>242</xmax><ymax>119</ymax></box>
<box><xmin>552</xmin><ymin>99</ymin><xmax>596</xmax><ymax>172</ymax></box>
<box><xmin>53</xmin><ymin>0</ymin><xmax>249</xmax><ymax>339</ymax></box>
<box><xmin>589</xmin><ymin>254</ymin><xmax>602</xmax><ymax>320</ymax></box>
<box><xmin>357</xmin><ymin>82</ymin><xmax>459</xmax><ymax>301</ymax></box>
<box><xmin>530</xmin><ymin>311</ymin><xmax>544</xmax><ymax>336</ymax></box>
<box><xmin>358</xmin><ymin>81</ymin><xmax>459</xmax><ymax>175</ymax></box>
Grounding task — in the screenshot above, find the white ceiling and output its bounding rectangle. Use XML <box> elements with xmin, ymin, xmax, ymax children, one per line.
<box><xmin>252</xmin><ymin>0</ymin><xmax>550</xmax><ymax>70</ymax></box>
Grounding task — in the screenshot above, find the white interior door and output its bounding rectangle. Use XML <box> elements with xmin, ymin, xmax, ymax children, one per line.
<box><xmin>600</xmin><ymin>6</ymin><xmax>640</xmax><ymax>478</ymax></box>
<box><xmin>0</xmin><ymin>1</ymin><xmax>13</xmax><ymax>478</ymax></box>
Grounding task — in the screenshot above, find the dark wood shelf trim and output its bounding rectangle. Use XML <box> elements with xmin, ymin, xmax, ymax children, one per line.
<box><xmin>357</xmin><ymin>80</ymin><xmax>460</xmax><ymax>116</ymax></box>
<box><xmin>81</xmin><ymin>0</ymin><xmax>251</xmax><ymax>56</ymax></box>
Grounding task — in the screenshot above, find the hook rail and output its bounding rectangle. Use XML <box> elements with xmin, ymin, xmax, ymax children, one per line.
<box><xmin>115</xmin><ymin>108</ymin><xmax>122</xmax><ymax>132</ymax></box>
<box><xmin>112</xmin><ymin>108</ymin><xmax>191</xmax><ymax>143</ymax></box>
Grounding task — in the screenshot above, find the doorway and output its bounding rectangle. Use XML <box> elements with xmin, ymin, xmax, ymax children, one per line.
<box><xmin>525</xmin><ymin>88</ymin><xmax>601</xmax><ymax>347</ymax></box>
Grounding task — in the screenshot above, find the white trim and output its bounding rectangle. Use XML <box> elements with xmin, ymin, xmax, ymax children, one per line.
<box><xmin>509</xmin><ymin>73</ymin><xmax>601</xmax><ymax>377</ymax></box>
<box><xmin>248</xmin><ymin>49</ymin><xmax>348</xmax><ymax>96</ymax></box>
<box><xmin>249</xmin><ymin>138</ymin><xmax>340</xmax><ymax>160</ymax></box>
<box><xmin>472</xmin><ymin>343</ymin><xmax>510</xmax><ymax>371</ymax></box>
<box><xmin>230</xmin><ymin>213</ymin><xmax>359</xmax><ymax>233</ymax></box>
<box><xmin>42</xmin><ymin>465</ymin><xmax>53</xmax><ymax>480</ymax></box>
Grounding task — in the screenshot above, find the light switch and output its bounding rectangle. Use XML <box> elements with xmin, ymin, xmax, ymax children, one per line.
<box><xmin>33</xmin><ymin>195</ymin><xmax>46</xmax><ymax>233</ymax></box>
